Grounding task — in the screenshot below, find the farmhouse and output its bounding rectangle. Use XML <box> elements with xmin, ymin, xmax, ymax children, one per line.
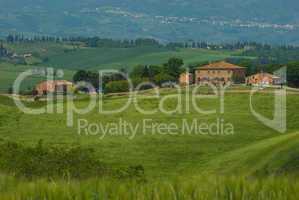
<box><xmin>195</xmin><ymin>61</ymin><xmax>246</xmax><ymax>85</ymax></box>
<box><xmin>36</xmin><ymin>80</ymin><xmax>73</xmax><ymax>95</ymax></box>
<box><xmin>179</xmin><ymin>72</ymin><xmax>194</xmax><ymax>85</ymax></box>
<box><xmin>246</xmin><ymin>72</ymin><xmax>281</xmax><ymax>86</ymax></box>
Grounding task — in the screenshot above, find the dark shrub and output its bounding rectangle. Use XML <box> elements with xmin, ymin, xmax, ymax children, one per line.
<box><xmin>105</xmin><ymin>80</ymin><xmax>130</xmax><ymax>93</ymax></box>
<box><xmin>114</xmin><ymin>165</ymin><xmax>146</xmax><ymax>182</ymax></box>
<box><xmin>0</xmin><ymin>140</ymin><xmax>107</xmax><ymax>179</ymax></box>
<box><xmin>0</xmin><ymin>140</ymin><xmax>146</xmax><ymax>181</ymax></box>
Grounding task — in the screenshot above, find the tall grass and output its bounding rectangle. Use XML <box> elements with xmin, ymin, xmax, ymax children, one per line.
<box><xmin>0</xmin><ymin>175</ymin><xmax>298</xmax><ymax>200</ymax></box>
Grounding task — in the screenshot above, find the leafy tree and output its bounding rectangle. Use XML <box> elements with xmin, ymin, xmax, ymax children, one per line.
<box><xmin>130</xmin><ymin>65</ymin><xmax>149</xmax><ymax>78</ymax></box>
<box><xmin>6</xmin><ymin>34</ymin><xmax>14</xmax><ymax>43</ymax></box>
<box><xmin>130</xmin><ymin>65</ymin><xmax>162</xmax><ymax>81</ymax></box>
<box><xmin>163</xmin><ymin>58</ymin><xmax>184</xmax><ymax>79</ymax></box>
<box><xmin>130</xmin><ymin>65</ymin><xmax>152</xmax><ymax>78</ymax></box>
<box><xmin>73</xmin><ymin>70</ymin><xmax>99</xmax><ymax>90</ymax></box>
<box><xmin>110</xmin><ymin>67</ymin><xmax>128</xmax><ymax>81</ymax></box>
<box><xmin>147</xmin><ymin>65</ymin><xmax>162</xmax><ymax>81</ymax></box>
<box><xmin>287</xmin><ymin>62</ymin><xmax>299</xmax><ymax>87</ymax></box>
<box><xmin>73</xmin><ymin>70</ymin><xmax>88</xmax><ymax>83</ymax></box>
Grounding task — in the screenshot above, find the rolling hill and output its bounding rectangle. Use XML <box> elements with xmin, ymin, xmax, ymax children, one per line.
<box><xmin>204</xmin><ymin>132</ymin><xmax>299</xmax><ymax>176</ymax></box>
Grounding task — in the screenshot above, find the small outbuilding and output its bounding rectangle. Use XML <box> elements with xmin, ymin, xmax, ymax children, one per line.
<box><xmin>36</xmin><ymin>80</ymin><xmax>73</xmax><ymax>95</ymax></box>
<box><xmin>246</xmin><ymin>72</ymin><xmax>281</xmax><ymax>87</ymax></box>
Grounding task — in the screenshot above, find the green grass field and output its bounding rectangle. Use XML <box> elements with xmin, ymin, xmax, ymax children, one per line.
<box><xmin>42</xmin><ymin>47</ymin><xmax>237</xmax><ymax>70</ymax></box>
<box><xmin>1</xmin><ymin>175</ymin><xmax>299</xmax><ymax>200</ymax></box>
<box><xmin>0</xmin><ymin>87</ymin><xmax>299</xmax><ymax>199</ymax></box>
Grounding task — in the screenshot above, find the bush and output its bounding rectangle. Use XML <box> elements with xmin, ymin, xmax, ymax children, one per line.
<box><xmin>115</xmin><ymin>165</ymin><xmax>145</xmax><ymax>181</ymax></box>
<box><xmin>105</xmin><ymin>80</ymin><xmax>130</xmax><ymax>93</ymax></box>
<box><xmin>0</xmin><ymin>140</ymin><xmax>107</xmax><ymax>179</ymax></box>
<box><xmin>0</xmin><ymin>140</ymin><xmax>146</xmax><ymax>180</ymax></box>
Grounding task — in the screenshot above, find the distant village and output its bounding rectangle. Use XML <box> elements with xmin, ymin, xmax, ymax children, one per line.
<box><xmin>35</xmin><ymin>61</ymin><xmax>283</xmax><ymax>96</ymax></box>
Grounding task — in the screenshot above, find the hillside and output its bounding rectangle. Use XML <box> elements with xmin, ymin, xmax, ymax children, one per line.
<box><xmin>204</xmin><ymin>132</ymin><xmax>299</xmax><ymax>176</ymax></box>
<box><xmin>0</xmin><ymin>0</ymin><xmax>299</xmax><ymax>43</ymax></box>
<box><xmin>42</xmin><ymin>48</ymin><xmax>234</xmax><ymax>69</ymax></box>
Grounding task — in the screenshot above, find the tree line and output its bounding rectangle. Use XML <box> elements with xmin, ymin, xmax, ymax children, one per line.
<box><xmin>4</xmin><ymin>33</ymin><xmax>299</xmax><ymax>51</ymax></box>
<box><xmin>72</xmin><ymin>58</ymin><xmax>184</xmax><ymax>93</ymax></box>
<box><xmin>4</xmin><ymin>34</ymin><xmax>162</xmax><ymax>48</ymax></box>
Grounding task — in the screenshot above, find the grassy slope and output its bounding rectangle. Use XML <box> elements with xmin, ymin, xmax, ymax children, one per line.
<box><xmin>5</xmin><ymin>42</ymin><xmax>75</xmax><ymax>57</ymax></box>
<box><xmin>0</xmin><ymin>88</ymin><xmax>298</xmax><ymax>178</ymax></box>
<box><xmin>203</xmin><ymin>132</ymin><xmax>299</xmax><ymax>176</ymax></box>
<box><xmin>4</xmin><ymin>42</ymin><xmax>236</xmax><ymax>70</ymax></box>
<box><xmin>42</xmin><ymin>47</ymin><xmax>236</xmax><ymax>70</ymax></box>
<box><xmin>90</xmin><ymin>48</ymin><xmax>234</xmax><ymax>70</ymax></box>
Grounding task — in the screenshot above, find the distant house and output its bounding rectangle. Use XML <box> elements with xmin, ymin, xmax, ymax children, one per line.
<box><xmin>246</xmin><ymin>72</ymin><xmax>281</xmax><ymax>87</ymax></box>
<box><xmin>179</xmin><ymin>72</ymin><xmax>194</xmax><ymax>85</ymax></box>
<box><xmin>195</xmin><ymin>61</ymin><xmax>246</xmax><ymax>85</ymax></box>
<box><xmin>36</xmin><ymin>80</ymin><xmax>73</xmax><ymax>95</ymax></box>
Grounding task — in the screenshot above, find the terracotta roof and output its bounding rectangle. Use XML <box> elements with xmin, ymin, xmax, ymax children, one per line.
<box><xmin>198</xmin><ymin>61</ymin><xmax>245</xmax><ymax>70</ymax></box>
<box><xmin>36</xmin><ymin>80</ymin><xmax>73</xmax><ymax>92</ymax></box>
